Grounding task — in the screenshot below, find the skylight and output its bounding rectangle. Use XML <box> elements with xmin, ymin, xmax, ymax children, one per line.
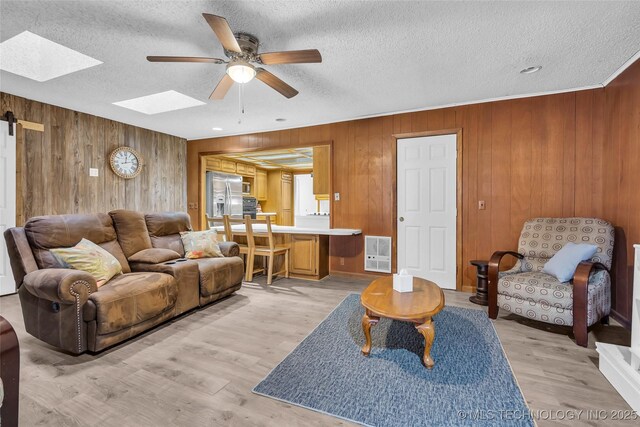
<box><xmin>0</xmin><ymin>31</ymin><xmax>102</xmax><ymax>82</ymax></box>
<box><xmin>112</xmin><ymin>90</ymin><xmax>206</xmax><ymax>115</ymax></box>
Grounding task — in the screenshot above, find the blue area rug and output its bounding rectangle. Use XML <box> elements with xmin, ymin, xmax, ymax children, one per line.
<box><xmin>253</xmin><ymin>294</ymin><xmax>534</xmax><ymax>426</ymax></box>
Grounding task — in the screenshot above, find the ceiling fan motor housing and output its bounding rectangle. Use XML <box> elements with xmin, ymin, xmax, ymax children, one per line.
<box><xmin>225</xmin><ymin>32</ymin><xmax>260</xmax><ymax>62</ymax></box>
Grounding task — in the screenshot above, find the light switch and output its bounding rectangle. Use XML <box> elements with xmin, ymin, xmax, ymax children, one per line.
<box><xmin>478</xmin><ymin>200</ymin><xmax>486</xmax><ymax>210</ymax></box>
<box><xmin>89</xmin><ymin>168</ymin><xmax>99</xmax><ymax>177</ymax></box>
<box><xmin>334</xmin><ymin>192</ymin><xmax>340</xmax><ymax>201</ymax></box>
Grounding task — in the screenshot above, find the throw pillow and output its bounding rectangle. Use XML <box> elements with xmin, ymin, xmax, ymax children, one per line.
<box><xmin>542</xmin><ymin>242</ymin><xmax>598</xmax><ymax>283</ymax></box>
<box><xmin>180</xmin><ymin>230</ymin><xmax>223</xmax><ymax>259</ymax></box>
<box><xmin>50</xmin><ymin>238</ymin><xmax>123</xmax><ymax>287</ymax></box>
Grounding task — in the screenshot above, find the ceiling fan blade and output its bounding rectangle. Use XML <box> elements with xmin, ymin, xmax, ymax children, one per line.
<box><xmin>202</xmin><ymin>13</ymin><xmax>242</xmax><ymax>53</ymax></box>
<box><xmin>210</xmin><ymin>74</ymin><xmax>234</xmax><ymax>100</ymax></box>
<box><xmin>255</xmin><ymin>68</ymin><xmax>299</xmax><ymax>98</ymax></box>
<box><xmin>259</xmin><ymin>49</ymin><xmax>322</xmax><ymax>65</ymax></box>
<box><xmin>147</xmin><ymin>56</ymin><xmax>225</xmax><ymax>64</ymax></box>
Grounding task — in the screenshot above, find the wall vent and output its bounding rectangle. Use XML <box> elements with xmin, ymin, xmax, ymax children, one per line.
<box><xmin>364</xmin><ymin>236</ymin><xmax>392</xmax><ymax>273</ymax></box>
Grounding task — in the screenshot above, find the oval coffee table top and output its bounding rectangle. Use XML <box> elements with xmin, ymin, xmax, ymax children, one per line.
<box><xmin>361</xmin><ymin>276</ymin><xmax>445</xmax><ymax>322</ymax></box>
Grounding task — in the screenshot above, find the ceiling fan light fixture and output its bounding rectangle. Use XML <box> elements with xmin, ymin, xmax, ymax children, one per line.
<box><xmin>226</xmin><ymin>60</ymin><xmax>256</xmax><ymax>83</ymax></box>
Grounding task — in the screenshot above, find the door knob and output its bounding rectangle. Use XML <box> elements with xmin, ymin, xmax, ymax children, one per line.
<box><xmin>399</xmin><ymin>217</ymin><xmax>404</xmax><ymax>222</ymax></box>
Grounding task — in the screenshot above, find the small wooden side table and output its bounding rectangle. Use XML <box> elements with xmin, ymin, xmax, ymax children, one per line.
<box><xmin>469</xmin><ymin>260</ymin><xmax>489</xmax><ymax>306</ymax></box>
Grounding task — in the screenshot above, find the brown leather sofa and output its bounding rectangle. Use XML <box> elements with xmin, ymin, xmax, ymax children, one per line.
<box><xmin>3</xmin><ymin>210</ymin><xmax>244</xmax><ymax>354</ymax></box>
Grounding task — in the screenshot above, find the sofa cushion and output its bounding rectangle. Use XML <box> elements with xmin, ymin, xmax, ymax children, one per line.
<box><xmin>145</xmin><ymin>212</ymin><xmax>191</xmax><ymax>257</ymax></box>
<box><xmin>50</xmin><ymin>238</ymin><xmax>122</xmax><ymax>287</ymax></box>
<box><xmin>109</xmin><ymin>210</ymin><xmax>153</xmax><ymax>257</ymax></box>
<box><xmin>193</xmin><ymin>257</ymin><xmax>244</xmax><ymax>297</ymax></box>
<box><xmin>87</xmin><ymin>272</ymin><xmax>177</xmax><ymax>335</ymax></box>
<box><xmin>24</xmin><ymin>213</ymin><xmax>130</xmax><ymax>273</ymax></box>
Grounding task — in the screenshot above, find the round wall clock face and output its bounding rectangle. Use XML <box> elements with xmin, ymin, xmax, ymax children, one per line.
<box><xmin>109</xmin><ymin>147</ymin><xmax>143</xmax><ymax>179</ymax></box>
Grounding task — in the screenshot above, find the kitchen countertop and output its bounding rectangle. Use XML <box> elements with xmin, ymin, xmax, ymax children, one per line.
<box><xmin>212</xmin><ymin>224</ymin><xmax>361</xmax><ymax>236</ymax></box>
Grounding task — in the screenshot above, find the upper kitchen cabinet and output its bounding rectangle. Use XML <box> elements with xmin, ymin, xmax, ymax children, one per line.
<box><xmin>264</xmin><ymin>170</ymin><xmax>294</xmax><ymax>226</ymax></box>
<box><xmin>313</xmin><ymin>146</ymin><xmax>330</xmax><ymax>195</ymax></box>
<box><xmin>255</xmin><ymin>169</ymin><xmax>268</xmax><ymax>201</ymax></box>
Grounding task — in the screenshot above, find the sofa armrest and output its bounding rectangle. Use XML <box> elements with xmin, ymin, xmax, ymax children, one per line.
<box><xmin>129</xmin><ymin>248</ymin><xmax>181</xmax><ymax>264</ymax></box>
<box><xmin>22</xmin><ymin>269</ymin><xmax>97</xmax><ymax>305</ymax></box>
<box><xmin>488</xmin><ymin>251</ymin><xmax>524</xmax><ymax>319</ymax></box>
<box><xmin>218</xmin><ymin>241</ymin><xmax>240</xmax><ymax>258</ymax></box>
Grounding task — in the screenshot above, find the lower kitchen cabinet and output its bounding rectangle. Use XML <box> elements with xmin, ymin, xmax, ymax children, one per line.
<box><xmin>289</xmin><ymin>234</ymin><xmax>329</xmax><ymax>280</ymax></box>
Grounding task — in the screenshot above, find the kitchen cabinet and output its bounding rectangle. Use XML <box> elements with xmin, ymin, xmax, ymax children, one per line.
<box><xmin>289</xmin><ymin>234</ymin><xmax>329</xmax><ymax>279</ymax></box>
<box><xmin>236</xmin><ymin>163</ymin><xmax>256</xmax><ymax>177</ymax></box>
<box><xmin>264</xmin><ymin>170</ymin><xmax>294</xmax><ymax>226</ymax></box>
<box><xmin>255</xmin><ymin>169</ymin><xmax>268</xmax><ymax>200</ymax></box>
<box><xmin>221</xmin><ymin>160</ymin><xmax>236</xmax><ymax>173</ymax></box>
<box><xmin>313</xmin><ymin>145</ymin><xmax>330</xmax><ymax>195</ymax></box>
<box><xmin>206</xmin><ymin>157</ymin><xmax>221</xmax><ymax>171</ymax></box>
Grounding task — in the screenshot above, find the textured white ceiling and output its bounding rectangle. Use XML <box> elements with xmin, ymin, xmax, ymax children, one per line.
<box><xmin>1</xmin><ymin>1</ymin><xmax>639</xmax><ymax>140</ymax></box>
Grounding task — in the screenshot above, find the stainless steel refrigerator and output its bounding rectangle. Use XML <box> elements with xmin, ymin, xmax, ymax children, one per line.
<box><xmin>205</xmin><ymin>171</ymin><xmax>243</xmax><ymax>218</ymax></box>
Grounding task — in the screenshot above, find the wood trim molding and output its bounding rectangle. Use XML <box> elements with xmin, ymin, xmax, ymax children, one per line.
<box><xmin>17</xmin><ymin>119</ymin><xmax>44</xmax><ymax>132</ymax></box>
<box><xmin>392</xmin><ymin>128</ymin><xmax>464</xmax><ymax>291</ymax></box>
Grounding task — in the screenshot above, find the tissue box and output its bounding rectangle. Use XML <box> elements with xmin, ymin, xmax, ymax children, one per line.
<box><xmin>393</xmin><ymin>272</ymin><xmax>413</xmax><ymax>293</ymax></box>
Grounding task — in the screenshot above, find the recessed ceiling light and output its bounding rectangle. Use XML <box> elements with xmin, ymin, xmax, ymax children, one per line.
<box><xmin>212</xmin><ymin>127</ymin><xmax>223</xmax><ymax>131</ymax></box>
<box><xmin>113</xmin><ymin>90</ymin><xmax>205</xmax><ymax>115</ymax></box>
<box><xmin>275</xmin><ymin>118</ymin><xmax>287</xmax><ymax>122</ymax></box>
<box><xmin>0</xmin><ymin>31</ymin><xmax>102</xmax><ymax>82</ymax></box>
<box><xmin>520</xmin><ymin>66</ymin><xmax>542</xmax><ymax>74</ymax></box>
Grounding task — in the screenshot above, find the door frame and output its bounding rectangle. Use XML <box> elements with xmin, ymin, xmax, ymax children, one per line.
<box><xmin>392</xmin><ymin>128</ymin><xmax>463</xmax><ymax>291</ymax></box>
<box><xmin>197</xmin><ymin>141</ymin><xmax>333</xmax><ymax>230</ymax></box>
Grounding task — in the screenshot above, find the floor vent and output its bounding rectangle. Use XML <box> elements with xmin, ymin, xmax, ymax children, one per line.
<box><xmin>364</xmin><ymin>236</ymin><xmax>392</xmax><ymax>273</ymax></box>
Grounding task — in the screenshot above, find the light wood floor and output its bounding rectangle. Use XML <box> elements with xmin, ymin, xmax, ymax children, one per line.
<box><xmin>0</xmin><ymin>276</ymin><xmax>633</xmax><ymax>426</ymax></box>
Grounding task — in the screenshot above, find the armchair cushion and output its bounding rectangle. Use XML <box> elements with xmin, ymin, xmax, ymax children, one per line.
<box><xmin>128</xmin><ymin>248</ymin><xmax>181</xmax><ymax>264</ymax></box>
<box><xmin>497</xmin><ymin>269</ymin><xmax>610</xmax><ymax>326</ymax></box>
<box><xmin>516</xmin><ymin>218</ymin><xmax>614</xmax><ymax>272</ymax></box>
<box><xmin>542</xmin><ymin>243</ymin><xmax>597</xmax><ymax>282</ymax></box>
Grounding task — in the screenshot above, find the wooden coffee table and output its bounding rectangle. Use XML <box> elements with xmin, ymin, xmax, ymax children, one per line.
<box><xmin>360</xmin><ymin>276</ymin><xmax>445</xmax><ymax>368</ymax></box>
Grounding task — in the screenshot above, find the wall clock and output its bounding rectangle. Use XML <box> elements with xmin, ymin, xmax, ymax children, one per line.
<box><xmin>109</xmin><ymin>147</ymin><xmax>143</xmax><ymax>179</ymax></box>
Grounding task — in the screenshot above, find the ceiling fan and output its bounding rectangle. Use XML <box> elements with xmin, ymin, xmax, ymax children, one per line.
<box><xmin>147</xmin><ymin>13</ymin><xmax>322</xmax><ymax>100</ymax></box>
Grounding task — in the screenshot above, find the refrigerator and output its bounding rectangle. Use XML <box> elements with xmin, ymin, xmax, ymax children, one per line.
<box><xmin>205</xmin><ymin>171</ymin><xmax>243</xmax><ymax>218</ymax></box>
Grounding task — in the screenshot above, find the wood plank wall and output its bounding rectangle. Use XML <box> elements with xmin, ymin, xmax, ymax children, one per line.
<box><xmin>1</xmin><ymin>92</ymin><xmax>187</xmax><ymax>224</ymax></box>
<box><xmin>602</xmin><ymin>59</ymin><xmax>640</xmax><ymax>328</ymax></box>
<box><xmin>184</xmin><ymin>62</ymin><xmax>637</xmax><ymax>328</ymax></box>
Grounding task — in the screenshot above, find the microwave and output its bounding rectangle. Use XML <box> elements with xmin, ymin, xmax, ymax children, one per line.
<box><xmin>242</xmin><ymin>181</ymin><xmax>251</xmax><ymax>194</ymax></box>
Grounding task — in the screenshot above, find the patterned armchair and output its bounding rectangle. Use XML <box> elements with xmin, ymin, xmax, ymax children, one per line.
<box><xmin>488</xmin><ymin>218</ymin><xmax>615</xmax><ymax>347</ymax></box>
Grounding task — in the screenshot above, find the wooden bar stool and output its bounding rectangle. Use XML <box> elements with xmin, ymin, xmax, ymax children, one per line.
<box><xmin>244</xmin><ymin>215</ymin><xmax>290</xmax><ymax>285</ymax></box>
<box><xmin>222</xmin><ymin>215</ymin><xmax>252</xmax><ymax>281</ymax></box>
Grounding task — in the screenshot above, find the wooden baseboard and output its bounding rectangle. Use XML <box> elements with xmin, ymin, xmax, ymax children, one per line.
<box><xmin>328</xmin><ymin>270</ymin><xmax>387</xmax><ymax>281</ymax></box>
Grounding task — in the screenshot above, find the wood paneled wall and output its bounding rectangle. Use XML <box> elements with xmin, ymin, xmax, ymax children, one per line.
<box><xmin>1</xmin><ymin>93</ymin><xmax>187</xmax><ymax>224</ymax></box>
<box><xmin>187</xmin><ymin>62</ymin><xmax>639</xmax><ymax>327</ymax></box>
<box><xmin>602</xmin><ymin>59</ymin><xmax>640</xmax><ymax>328</ymax></box>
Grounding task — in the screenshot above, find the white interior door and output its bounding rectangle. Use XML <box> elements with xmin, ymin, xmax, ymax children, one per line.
<box><xmin>0</xmin><ymin>121</ymin><xmax>17</xmax><ymax>295</ymax></box>
<box><xmin>397</xmin><ymin>134</ymin><xmax>457</xmax><ymax>289</ymax></box>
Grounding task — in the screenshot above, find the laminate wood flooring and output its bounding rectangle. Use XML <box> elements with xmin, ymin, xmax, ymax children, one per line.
<box><xmin>0</xmin><ymin>276</ymin><xmax>633</xmax><ymax>426</ymax></box>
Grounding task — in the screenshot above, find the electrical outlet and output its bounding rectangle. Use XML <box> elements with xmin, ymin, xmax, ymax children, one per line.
<box><xmin>478</xmin><ymin>200</ymin><xmax>486</xmax><ymax>210</ymax></box>
<box><xmin>334</xmin><ymin>192</ymin><xmax>340</xmax><ymax>201</ymax></box>
<box><xmin>340</xmin><ymin>257</ymin><xmax>345</xmax><ymax>266</ymax></box>
<box><xmin>89</xmin><ymin>168</ymin><xmax>99</xmax><ymax>177</ymax></box>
